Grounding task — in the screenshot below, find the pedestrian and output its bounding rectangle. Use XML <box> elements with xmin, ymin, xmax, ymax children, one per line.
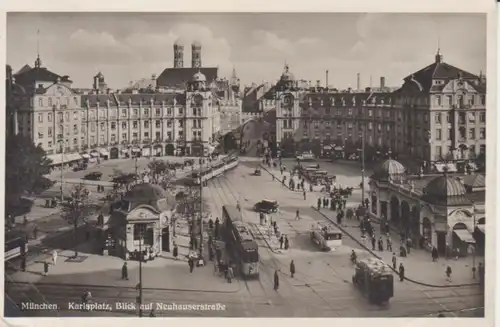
<box><xmin>284</xmin><ymin>236</ymin><xmax>289</xmax><ymax>250</ymax></box>
<box><xmin>52</xmin><ymin>250</ymin><xmax>58</xmax><ymax>266</ymax></box>
<box><xmin>213</xmin><ymin>260</ymin><xmax>218</xmax><ymax>275</ymax></box>
<box><xmin>290</xmin><ymin>260</ymin><xmax>295</xmax><ymax>278</ymax></box>
<box><xmin>371</xmin><ymin>236</ymin><xmax>376</xmax><ymax>251</ymax></box>
<box><xmin>33</xmin><ymin>226</ymin><xmax>39</xmax><ymax>239</ymax></box>
<box><xmin>446</xmin><ymin>266</ymin><xmax>452</xmax><ymax>282</ymax></box>
<box><xmin>432</xmin><ymin>246</ymin><xmax>438</xmax><ymax>262</ymax></box>
<box><xmin>386</xmin><ymin>236</ymin><xmax>392</xmax><ymax>252</ymax></box>
<box><xmin>303</xmin><ymin>190</ymin><xmax>306</xmax><ymax>200</ymax></box>
<box><xmin>296</xmin><ymin>209</ymin><xmax>300</xmax><ymax>220</ymax></box>
<box><xmin>317</xmin><ymin>198</ymin><xmax>321</xmax><ymax>210</ymax></box>
<box><xmin>227</xmin><ymin>265</ymin><xmax>234</xmax><ymax>283</ymax></box>
<box><xmin>406</xmin><ymin>237</ymin><xmax>412</xmax><ymax>255</ymax></box>
<box><xmin>173</xmin><ymin>243</ymin><xmax>179</xmax><ymax>260</ymax></box>
<box><xmin>43</xmin><ymin>261</ymin><xmax>49</xmax><ymax>276</ymax></box>
<box><xmin>392</xmin><ymin>253</ymin><xmax>397</xmax><ymax>270</ymax></box>
<box><xmin>378</xmin><ymin>237</ymin><xmax>384</xmax><ymax>252</ymax></box>
<box><xmin>121</xmin><ymin>262</ymin><xmax>129</xmax><ymax>280</ymax></box>
<box><xmin>274</xmin><ymin>270</ymin><xmax>280</xmax><ymax>291</ymax></box>
<box><xmin>188</xmin><ymin>258</ymin><xmax>195</xmax><ymax>273</ymax></box>
<box><xmin>399</xmin><ymin>263</ymin><xmax>405</xmax><ymax>282</ymax></box>
<box><xmin>279</xmin><ymin>235</ymin><xmax>284</xmax><ymax>249</ymax></box>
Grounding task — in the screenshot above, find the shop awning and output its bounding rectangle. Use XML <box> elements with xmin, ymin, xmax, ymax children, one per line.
<box><xmin>90</xmin><ymin>150</ymin><xmax>99</xmax><ymax>157</ymax></box>
<box><xmin>131</xmin><ymin>148</ymin><xmax>141</xmax><ymax>153</ymax></box>
<box><xmin>453</xmin><ymin>229</ymin><xmax>476</xmax><ymax>243</ymax></box>
<box><xmin>99</xmin><ymin>148</ymin><xmax>110</xmax><ymax>156</ymax></box>
<box><xmin>47</xmin><ymin>153</ymin><xmax>83</xmax><ymax>166</ymax></box>
<box><xmin>323</xmin><ymin>146</ymin><xmax>332</xmax><ymax>150</ymax></box>
<box><xmin>334</xmin><ymin>146</ymin><xmax>343</xmax><ymax>151</ymax></box>
<box><xmin>81</xmin><ymin>153</ymin><xmax>90</xmax><ymax>159</ymax></box>
<box><xmin>121</xmin><ymin>149</ymin><xmax>129</xmax><ymax>153</ymax></box>
<box><xmin>446</xmin><ymin>163</ymin><xmax>457</xmax><ymax>172</ymax></box>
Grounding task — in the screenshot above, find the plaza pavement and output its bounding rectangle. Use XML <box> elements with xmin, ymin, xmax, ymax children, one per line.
<box><xmin>257</xmin><ymin>162</ymin><xmax>482</xmax><ymax>288</ymax></box>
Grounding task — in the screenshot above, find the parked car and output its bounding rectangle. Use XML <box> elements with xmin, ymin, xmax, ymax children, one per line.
<box><xmin>254</xmin><ymin>199</ymin><xmax>279</xmax><ymax>214</ymax></box>
<box><xmin>84</xmin><ymin>172</ymin><xmax>103</xmax><ymax>181</ymax></box>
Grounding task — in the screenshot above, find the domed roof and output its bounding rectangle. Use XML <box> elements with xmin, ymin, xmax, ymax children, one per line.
<box><xmin>280</xmin><ymin>64</ymin><xmax>295</xmax><ymax>82</ymax></box>
<box><xmin>192</xmin><ymin>71</ymin><xmax>207</xmax><ymax>82</ymax></box>
<box><xmin>372</xmin><ymin>159</ymin><xmax>406</xmax><ymax>180</ymax></box>
<box><xmin>123</xmin><ymin>183</ymin><xmax>168</xmax><ymax>205</ymax></box>
<box><xmin>424</xmin><ymin>175</ymin><xmax>467</xmax><ymax>198</ymax></box>
<box><xmin>192</xmin><ymin>40</ymin><xmax>202</xmax><ymax>47</ymax></box>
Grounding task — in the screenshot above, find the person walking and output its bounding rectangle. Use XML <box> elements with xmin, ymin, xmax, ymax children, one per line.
<box><xmin>386</xmin><ymin>236</ymin><xmax>393</xmax><ymax>252</ymax></box>
<box><xmin>406</xmin><ymin>237</ymin><xmax>413</xmax><ymax>255</ymax></box>
<box><xmin>121</xmin><ymin>262</ymin><xmax>129</xmax><ymax>280</ymax></box>
<box><xmin>52</xmin><ymin>250</ymin><xmax>58</xmax><ymax>266</ymax></box>
<box><xmin>371</xmin><ymin>236</ymin><xmax>376</xmax><ymax>251</ymax></box>
<box><xmin>317</xmin><ymin>198</ymin><xmax>321</xmax><ymax>210</ymax></box>
<box><xmin>296</xmin><ymin>209</ymin><xmax>300</xmax><ymax>220</ymax></box>
<box><xmin>378</xmin><ymin>236</ymin><xmax>384</xmax><ymax>252</ymax></box>
<box><xmin>303</xmin><ymin>190</ymin><xmax>306</xmax><ymax>200</ymax></box>
<box><xmin>290</xmin><ymin>260</ymin><xmax>296</xmax><ymax>278</ymax></box>
<box><xmin>391</xmin><ymin>253</ymin><xmax>397</xmax><ymax>270</ymax></box>
<box><xmin>399</xmin><ymin>263</ymin><xmax>405</xmax><ymax>282</ymax></box>
<box><xmin>173</xmin><ymin>243</ymin><xmax>179</xmax><ymax>260</ymax></box>
<box><xmin>43</xmin><ymin>261</ymin><xmax>49</xmax><ymax>276</ymax></box>
<box><xmin>279</xmin><ymin>235</ymin><xmax>284</xmax><ymax>249</ymax></box>
<box><xmin>227</xmin><ymin>265</ymin><xmax>234</xmax><ymax>283</ymax></box>
<box><xmin>432</xmin><ymin>246</ymin><xmax>438</xmax><ymax>262</ymax></box>
<box><xmin>284</xmin><ymin>236</ymin><xmax>289</xmax><ymax>250</ymax></box>
<box><xmin>274</xmin><ymin>270</ymin><xmax>280</xmax><ymax>291</ymax></box>
<box><xmin>188</xmin><ymin>258</ymin><xmax>195</xmax><ymax>273</ymax></box>
<box><xmin>446</xmin><ymin>266</ymin><xmax>452</xmax><ymax>282</ymax></box>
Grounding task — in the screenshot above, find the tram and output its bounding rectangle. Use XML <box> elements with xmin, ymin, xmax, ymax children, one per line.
<box><xmin>5</xmin><ymin>230</ymin><xmax>28</xmax><ymax>262</ymax></box>
<box><xmin>189</xmin><ymin>155</ymin><xmax>239</xmax><ymax>185</ymax></box>
<box><xmin>222</xmin><ymin>205</ymin><xmax>259</xmax><ymax>278</ymax></box>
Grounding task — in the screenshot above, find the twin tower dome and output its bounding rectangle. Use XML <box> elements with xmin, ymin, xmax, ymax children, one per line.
<box><xmin>173</xmin><ymin>39</ymin><xmax>202</xmax><ymax>69</ymax></box>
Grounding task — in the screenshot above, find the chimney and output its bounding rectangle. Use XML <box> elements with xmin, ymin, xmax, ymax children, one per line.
<box><xmin>380</xmin><ymin>77</ymin><xmax>386</xmax><ymax>89</ymax></box>
<box><xmin>357</xmin><ymin>73</ymin><xmax>360</xmax><ymax>91</ymax></box>
<box><xmin>326</xmin><ymin>70</ymin><xmax>329</xmax><ymax>88</ymax></box>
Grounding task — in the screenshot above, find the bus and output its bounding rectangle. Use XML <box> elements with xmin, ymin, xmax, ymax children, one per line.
<box><xmin>222</xmin><ymin>205</ymin><xmax>259</xmax><ymax>278</ymax></box>
<box><xmin>5</xmin><ymin>230</ymin><xmax>28</xmax><ymax>262</ymax></box>
<box><xmin>310</xmin><ymin>222</ymin><xmax>343</xmax><ymax>251</ymax></box>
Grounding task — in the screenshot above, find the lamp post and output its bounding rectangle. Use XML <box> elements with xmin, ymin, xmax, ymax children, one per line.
<box><xmin>58</xmin><ymin>139</ymin><xmax>65</xmax><ymax>203</ymax></box>
<box><xmin>136</xmin><ymin>227</ymin><xmax>144</xmax><ymax>317</ymax></box>
<box><xmin>359</xmin><ymin>128</ymin><xmax>365</xmax><ymax>206</ymax></box>
<box><xmin>472</xmin><ymin>202</ymin><xmax>477</xmax><ymax>269</ymax></box>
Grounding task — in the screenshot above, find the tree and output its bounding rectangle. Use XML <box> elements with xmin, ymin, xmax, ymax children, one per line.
<box><xmin>5</xmin><ymin>134</ymin><xmax>52</xmax><ymax>213</ymax></box>
<box><xmin>61</xmin><ymin>183</ymin><xmax>91</xmax><ymax>258</ymax></box>
<box><xmin>147</xmin><ymin>160</ymin><xmax>174</xmax><ymax>186</ymax></box>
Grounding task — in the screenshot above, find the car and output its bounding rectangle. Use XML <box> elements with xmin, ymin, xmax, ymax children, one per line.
<box><xmin>253</xmin><ymin>199</ymin><xmax>278</xmax><ymax>214</ymax></box>
<box><xmin>84</xmin><ymin>172</ymin><xmax>103</xmax><ymax>181</ymax></box>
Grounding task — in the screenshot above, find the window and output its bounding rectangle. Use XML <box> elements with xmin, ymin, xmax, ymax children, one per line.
<box><xmin>48</xmin><ymin>98</ymin><xmax>53</xmax><ymax>106</ymax></box>
<box><xmin>479</xmin><ymin>112</ymin><xmax>485</xmax><ymax>123</ymax></box>
<box><xmin>144</xmin><ymin>121</ymin><xmax>149</xmax><ymax>129</ymax></box>
<box><xmin>179</xmin><ymin>120</ymin><xmax>184</xmax><ymax>128</ymax></box>
<box><xmin>144</xmin><ymin>108</ymin><xmax>149</xmax><ymax>116</ymax></box>
<box><xmin>386</xmin><ymin>125</ymin><xmax>391</xmax><ymax>132</ymax></box>
<box><xmin>38</xmin><ymin>98</ymin><xmax>43</xmax><ymax>107</ymax></box>
<box><xmin>122</xmin><ymin>133</ymin><xmax>127</xmax><ymax>140</ymax></box>
<box><xmin>377</xmin><ymin>124</ymin><xmax>381</xmax><ymax>132</ymax></box>
<box><xmin>446</xmin><ymin>95</ymin><xmax>452</xmax><ymax>105</ymax></box>
<box><xmin>74</xmin><ymin>97</ymin><xmax>78</xmax><ymax>105</ymax></box>
<box><xmin>111</xmin><ymin>134</ymin><xmax>116</xmax><ymax>143</ymax></box>
<box><xmin>90</xmin><ymin>136</ymin><xmax>95</xmax><ymax>144</ymax></box>
<box><xmin>178</xmin><ymin>131</ymin><xmax>184</xmax><ymax>138</ymax></box>
<box><xmin>314</xmin><ymin>121</ymin><xmax>319</xmax><ymax>129</ymax></box>
<box><xmin>121</xmin><ymin>109</ymin><xmax>127</xmax><ymax>117</ymax></box>
<box><xmin>48</xmin><ymin>127</ymin><xmax>53</xmax><ymax>137</ymax></box>
<box><xmin>457</xmin><ymin>95</ymin><xmax>464</xmax><ymax>108</ymax></box>
<box><xmin>38</xmin><ymin>113</ymin><xmax>43</xmax><ymax>123</ymax></box>
<box><xmin>368</xmin><ymin>109</ymin><xmax>373</xmax><ymax>117</ymax></box>
<box><xmin>100</xmin><ymin>122</ymin><xmax>105</xmax><ymax>131</ymax></box>
<box><xmin>167</xmin><ymin>120</ymin><xmax>172</xmax><ymax>128</ymax></box>
<box><xmin>73</xmin><ymin>111</ymin><xmax>78</xmax><ymax>120</ymax></box>
<box><xmin>155</xmin><ymin>131</ymin><xmax>161</xmax><ymax>140</ymax></box>
<box><xmin>111</xmin><ymin>122</ymin><xmax>116</xmax><ymax>130</ymax></box>
<box><xmin>459</xmin><ymin>128</ymin><xmax>466</xmax><ymax>140</ymax></box>
<box><xmin>434</xmin><ymin>113</ymin><xmax>441</xmax><ymax>124</ymax></box>
<box><xmin>73</xmin><ymin>124</ymin><xmax>78</xmax><ymax>134</ymax></box>
<box><xmin>90</xmin><ymin>123</ymin><xmax>96</xmax><ymax>132</ymax></box>
<box><xmin>479</xmin><ymin>128</ymin><xmax>485</xmax><ymax>139</ymax></box>
<box><xmin>38</xmin><ymin>129</ymin><xmax>44</xmax><ymax>139</ymax></box>
<box><xmin>167</xmin><ymin>132</ymin><xmax>172</xmax><ymax>140</ymax></box>
<box><xmin>133</xmin><ymin>109</ymin><xmax>138</xmax><ymax>117</ymax></box>
<box><xmin>58</xmin><ymin>112</ymin><xmax>64</xmax><ymax>123</ymax></box>
<box><xmin>192</xmin><ymin>131</ymin><xmax>198</xmax><ymax>140</ymax></box>
<box><xmin>122</xmin><ymin>122</ymin><xmax>127</xmax><ymax>129</ymax></box>
<box><xmin>435</xmin><ymin>96</ymin><xmax>441</xmax><ymax>106</ymax></box>
<box><xmin>368</xmin><ymin>122</ymin><xmax>373</xmax><ymax>130</ymax></box>
<box><xmin>458</xmin><ymin>112</ymin><xmax>465</xmax><ymax>124</ymax></box>
<box><xmin>155</xmin><ymin>108</ymin><xmax>161</xmax><ymax>116</ymax></box>
<box><xmin>435</xmin><ymin>146</ymin><xmax>442</xmax><ymax>157</ymax></box>
<box><xmin>144</xmin><ymin>132</ymin><xmax>150</xmax><ymax>138</ymax></box>
<box><xmin>480</xmin><ymin>95</ymin><xmax>485</xmax><ymax>105</ymax></box>
<box><xmin>167</xmin><ymin>108</ymin><xmax>172</xmax><ymax>116</ymax></box>
<box><xmin>133</xmin><ymin>132</ymin><xmax>138</xmax><ymax>139</ymax></box>
<box><xmin>155</xmin><ymin>120</ymin><xmax>161</xmax><ymax>128</ymax></box>
<box><xmin>73</xmin><ymin>137</ymin><xmax>78</xmax><ymax>145</ymax></box>
<box><xmin>436</xmin><ymin>129</ymin><xmax>442</xmax><ymax>140</ymax></box>
<box><xmin>347</xmin><ymin>123</ymin><xmax>353</xmax><ymax>129</ymax></box>
<box><xmin>192</xmin><ymin>108</ymin><xmax>197</xmax><ymax>116</ymax></box>
<box><xmin>99</xmin><ymin>135</ymin><xmax>105</xmax><ymax>143</ymax></box>
<box><xmin>469</xmin><ymin>128</ymin><xmax>475</xmax><ymax>140</ymax></box>
<box><xmin>468</xmin><ymin>95</ymin><xmax>475</xmax><ymax>106</ymax></box>
<box><xmin>468</xmin><ymin>112</ymin><xmax>475</xmax><ymax>123</ymax></box>
<box><xmin>48</xmin><ymin>141</ymin><xmax>52</xmax><ymax>148</ymax></box>
<box><xmin>133</xmin><ymin>121</ymin><xmax>138</xmax><ymax>129</ymax></box>
<box><xmin>348</xmin><ymin>108</ymin><xmax>352</xmax><ymax>116</ymax></box>
<box><xmin>447</xmin><ymin>128</ymin><xmax>452</xmax><ymax>140</ymax></box>
<box><xmin>423</xmin><ymin>114</ymin><xmax>428</xmax><ymax>122</ymax></box>
<box><xmin>446</xmin><ymin>113</ymin><xmax>451</xmax><ymax>123</ymax></box>
<box><xmin>178</xmin><ymin>108</ymin><xmax>184</xmax><ymax>115</ymax></box>
<box><xmin>65</xmin><ymin>112</ymin><xmax>69</xmax><ymax>121</ymax></box>
<box><xmin>48</xmin><ymin>113</ymin><xmax>52</xmax><ymax>122</ymax></box>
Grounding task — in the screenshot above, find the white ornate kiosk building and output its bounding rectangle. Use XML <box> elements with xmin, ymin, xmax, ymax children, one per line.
<box><xmin>369</xmin><ymin>159</ymin><xmax>485</xmax><ymax>256</ymax></box>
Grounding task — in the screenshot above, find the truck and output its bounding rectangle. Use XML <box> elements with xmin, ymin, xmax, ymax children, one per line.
<box><xmin>352</xmin><ymin>257</ymin><xmax>394</xmax><ymax>304</ymax></box>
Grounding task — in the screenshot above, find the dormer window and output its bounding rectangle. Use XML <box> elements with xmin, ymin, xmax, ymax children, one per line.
<box><xmin>433</xmin><ymin>80</ymin><xmax>443</xmax><ymax>85</ymax></box>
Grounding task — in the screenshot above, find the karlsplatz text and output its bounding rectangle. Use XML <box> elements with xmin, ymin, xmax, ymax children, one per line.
<box><xmin>68</xmin><ymin>302</ymin><xmax>113</xmax><ymax>311</ymax></box>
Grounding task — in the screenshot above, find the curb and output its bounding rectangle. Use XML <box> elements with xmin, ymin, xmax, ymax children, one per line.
<box><xmin>6</xmin><ymin>280</ymin><xmax>242</xmax><ymax>294</ymax></box>
<box><xmin>311</xmin><ymin>207</ymin><xmax>480</xmax><ymax>289</ymax></box>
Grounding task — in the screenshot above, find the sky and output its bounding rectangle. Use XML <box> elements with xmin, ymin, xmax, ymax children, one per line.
<box><xmin>7</xmin><ymin>12</ymin><xmax>486</xmax><ymax>89</ymax></box>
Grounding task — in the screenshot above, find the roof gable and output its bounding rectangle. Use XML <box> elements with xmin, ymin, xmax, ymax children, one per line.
<box><xmin>43</xmin><ymin>83</ymin><xmax>76</xmax><ymax>97</ymax></box>
<box><xmin>441</xmin><ymin>80</ymin><xmax>480</xmax><ymax>94</ymax></box>
<box><xmin>14</xmin><ymin>66</ymin><xmax>72</xmax><ymax>85</ymax></box>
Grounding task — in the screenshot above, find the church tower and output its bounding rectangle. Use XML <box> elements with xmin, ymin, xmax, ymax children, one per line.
<box><xmin>191</xmin><ymin>41</ymin><xmax>202</xmax><ymax>68</ymax></box>
<box><xmin>173</xmin><ymin>39</ymin><xmax>184</xmax><ymax>68</ymax></box>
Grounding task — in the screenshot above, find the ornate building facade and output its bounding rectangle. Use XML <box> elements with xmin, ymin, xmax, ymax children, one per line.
<box><xmin>271</xmin><ymin>51</ymin><xmax>487</xmax><ymax>166</ymax></box>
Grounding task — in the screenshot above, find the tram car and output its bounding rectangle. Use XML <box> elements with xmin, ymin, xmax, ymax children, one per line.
<box><xmin>222</xmin><ymin>205</ymin><xmax>259</xmax><ymax>278</ymax></box>
<box><xmin>189</xmin><ymin>155</ymin><xmax>239</xmax><ymax>185</ymax></box>
<box><xmin>352</xmin><ymin>258</ymin><xmax>394</xmax><ymax>304</ymax></box>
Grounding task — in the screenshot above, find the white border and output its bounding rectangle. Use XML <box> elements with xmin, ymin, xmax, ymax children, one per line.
<box><xmin>0</xmin><ymin>1</ymin><xmax>497</xmax><ymax>327</ymax></box>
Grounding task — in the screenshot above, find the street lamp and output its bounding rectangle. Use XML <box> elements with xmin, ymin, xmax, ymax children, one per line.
<box><xmin>58</xmin><ymin>139</ymin><xmax>65</xmax><ymax>203</ymax></box>
<box><xmin>136</xmin><ymin>227</ymin><xmax>144</xmax><ymax>317</ymax></box>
